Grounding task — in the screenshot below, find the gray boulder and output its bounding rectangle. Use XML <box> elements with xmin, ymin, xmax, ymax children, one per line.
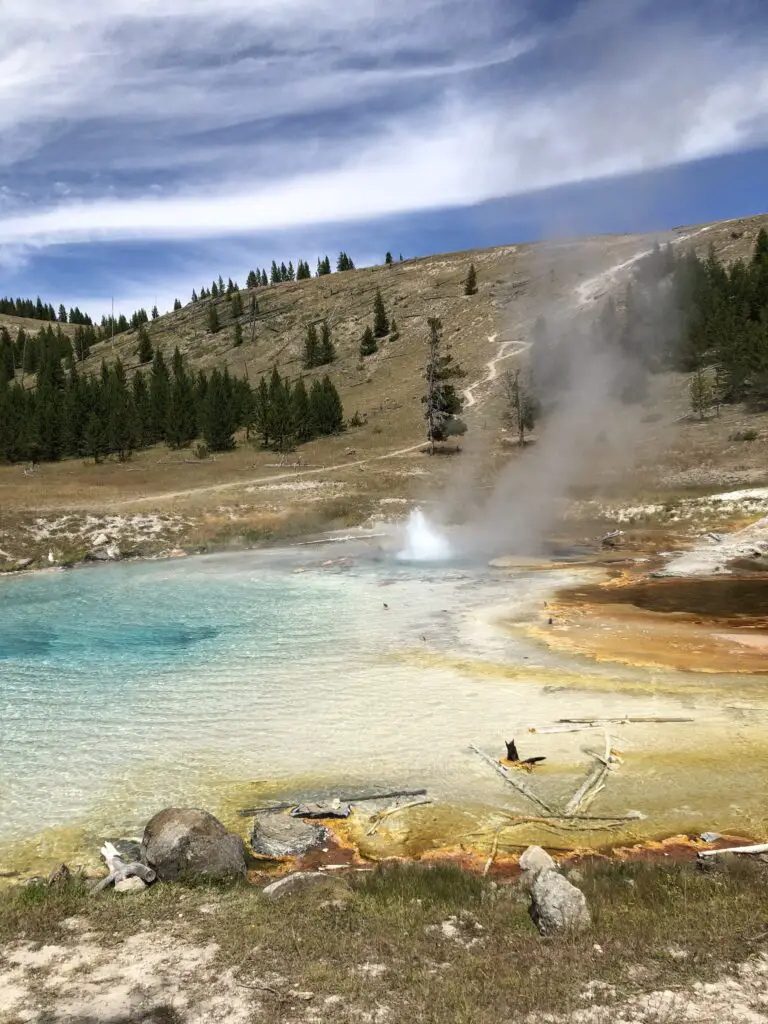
<box><xmin>141</xmin><ymin>808</ymin><xmax>247</xmax><ymax>882</ymax></box>
<box><xmin>115</xmin><ymin>875</ymin><xmax>148</xmax><ymax>894</ymax></box>
<box><xmin>519</xmin><ymin>845</ymin><xmax>556</xmax><ymax>876</ymax></box>
<box><xmin>262</xmin><ymin>871</ymin><xmax>337</xmax><ymax>900</ymax></box>
<box><xmin>529</xmin><ymin>870</ymin><xmax>591</xmax><ymax>935</ymax></box>
<box><xmin>251</xmin><ymin>812</ymin><xmax>328</xmax><ymax>858</ymax></box>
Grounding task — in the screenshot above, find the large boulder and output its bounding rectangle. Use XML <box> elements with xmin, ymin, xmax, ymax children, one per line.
<box><xmin>141</xmin><ymin>808</ymin><xmax>247</xmax><ymax>882</ymax></box>
<box><xmin>528</xmin><ymin>869</ymin><xmax>591</xmax><ymax>935</ymax></box>
<box><xmin>251</xmin><ymin>812</ymin><xmax>328</xmax><ymax>858</ymax></box>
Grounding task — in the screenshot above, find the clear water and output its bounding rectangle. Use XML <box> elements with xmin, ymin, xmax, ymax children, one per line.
<box><xmin>0</xmin><ymin>548</ymin><xmax>562</xmax><ymax>857</ymax></box>
<box><xmin>2</xmin><ymin>548</ymin><xmax>761</xmax><ymax>869</ymax></box>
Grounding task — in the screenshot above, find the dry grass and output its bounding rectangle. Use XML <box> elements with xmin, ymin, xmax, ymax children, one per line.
<box><xmin>3</xmin><ymin>860</ymin><xmax>768</xmax><ymax>1022</ymax></box>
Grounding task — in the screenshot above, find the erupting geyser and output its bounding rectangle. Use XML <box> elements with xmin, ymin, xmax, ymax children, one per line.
<box><xmin>397</xmin><ymin>508</ymin><xmax>453</xmax><ymax>563</ymax></box>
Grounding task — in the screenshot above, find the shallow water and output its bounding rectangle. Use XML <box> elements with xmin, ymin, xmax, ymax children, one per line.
<box><xmin>1</xmin><ymin>547</ymin><xmax>767</xmax><ymax>871</ymax></box>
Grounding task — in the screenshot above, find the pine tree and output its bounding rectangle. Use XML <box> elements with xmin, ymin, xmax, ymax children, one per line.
<box><xmin>166</xmin><ymin>348</ymin><xmax>198</xmax><ymax>448</ymax></box>
<box><xmin>359</xmin><ymin>326</ymin><xmax>377</xmax><ymax>357</ymax></box>
<box><xmin>151</xmin><ymin>305</ymin><xmax>159</xmax><ymax>320</ymax></box>
<box><xmin>173</xmin><ymin>298</ymin><xmax>182</xmax><ymax>311</ymax></box>
<box><xmin>226</xmin><ymin>278</ymin><xmax>235</xmax><ymax>297</ymax></box>
<box><xmin>253</xmin><ymin>376</ymin><xmax>271</xmax><ymax>447</ymax></box>
<box><xmin>287</xmin><ymin>261</ymin><xmax>295</xmax><ymax>281</ymax></box>
<box><xmin>319</xmin><ymin>320</ymin><xmax>336</xmax><ymax>364</ymax></box>
<box><xmin>373</xmin><ymin>288</ymin><xmax>389</xmax><ymax>337</ymax></box>
<box><xmin>58</xmin><ymin>304</ymin><xmax>68</xmax><ymax>323</ymax></box>
<box><xmin>136</xmin><ymin>325</ymin><xmax>154</xmax><ymax>364</ymax></box>
<box><xmin>320</xmin><ymin>376</ymin><xmax>344</xmax><ymax>434</ymax></box>
<box><xmin>132</xmin><ymin>370</ymin><xmax>152</xmax><ymax>447</ymax></box>
<box><xmin>267</xmin><ymin>366</ymin><xmax>294</xmax><ymax>451</ymax></box>
<box><xmin>261</xmin><ymin>269</ymin><xmax>268</xmax><ymax>287</ymax></box>
<box><xmin>464</xmin><ymin>263</ymin><xmax>478</xmax><ymax>296</ymax></box>
<box><xmin>217</xmin><ymin>275</ymin><xmax>225</xmax><ymax>295</ymax></box>
<box><xmin>192</xmin><ymin>289</ymin><xmax>199</xmax><ymax>303</ymax></box>
<box><xmin>247</xmin><ymin>270</ymin><xmax>258</xmax><ymax>289</ymax></box>
<box><xmin>303</xmin><ymin>324</ymin><xmax>319</xmax><ymax>368</ymax></box>
<box><xmin>105</xmin><ymin>359</ymin><xmax>137</xmax><ymax>461</ymax></box>
<box><xmin>389</xmin><ymin>317</ymin><xmax>400</xmax><ymax>342</ymax></box>
<box><xmin>149</xmin><ymin>347</ymin><xmax>170</xmax><ymax>443</ymax></box>
<box><xmin>292</xmin><ymin>378</ymin><xmax>312</xmax><ymax>442</ymax></box>
<box><xmin>207</xmin><ymin>302</ymin><xmax>220</xmax><ymax>334</ymax></box>
<box><xmin>690</xmin><ymin>366</ymin><xmax>715</xmax><ymax>420</ymax></box>
<box><xmin>422</xmin><ymin>317</ymin><xmax>466</xmax><ymax>453</ymax></box>
<box><xmin>230</xmin><ymin>291</ymin><xmax>243</xmax><ymax>318</ymax></box>
<box><xmin>233</xmin><ymin>321</ymin><xmax>244</xmax><ymax>347</ymax></box>
<box><xmin>0</xmin><ymin>327</ymin><xmax>14</xmax><ymax>383</ymax></box>
<box><xmin>337</xmin><ymin>252</ymin><xmax>354</xmax><ymax>272</ymax></box>
<box><xmin>270</xmin><ymin>261</ymin><xmax>280</xmax><ymax>285</ymax></box>
<box><xmin>385</xmin><ymin>252</ymin><xmax>393</xmax><ymax>265</ymax></box>
<box><xmin>202</xmin><ymin>368</ymin><xmax>236</xmax><ymax>451</ymax></box>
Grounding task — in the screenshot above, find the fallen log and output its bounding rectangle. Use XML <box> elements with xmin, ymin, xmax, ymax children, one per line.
<box><xmin>698</xmin><ymin>842</ymin><xmax>768</xmax><ymax>858</ymax></box>
<box><xmin>238</xmin><ymin>788</ymin><xmax>428</xmax><ymax>818</ymax></box>
<box><xmin>470</xmin><ymin>744</ymin><xmax>557</xmax><ymax>815</ymax></box>
<box><xmin>564</xmin><ymin>733</ymin><xmax>618</xmax><ymax>816</ymax></box>
<box><xmin>558</xmin><ymin>717</ymin><xmax>694</xmax><ymax>725</ymax></box>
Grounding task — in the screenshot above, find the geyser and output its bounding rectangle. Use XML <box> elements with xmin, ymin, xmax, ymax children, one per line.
<box><xmin>397</xmin><ymin>508</ymin><xmax>452</xmax><ymax>562</ymax></box>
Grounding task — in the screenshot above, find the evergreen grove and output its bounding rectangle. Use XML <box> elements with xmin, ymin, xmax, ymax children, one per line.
<box><xmin>0</xmin><ymin>343</ymin><xmax>345</xmax><ymax>464</ymax></box>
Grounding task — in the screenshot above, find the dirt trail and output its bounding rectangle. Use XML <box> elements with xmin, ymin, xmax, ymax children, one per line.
<box><xmin>463</xmin><ymin>334</ymin><xmax>529</xmax><ymax>409</ymax></box>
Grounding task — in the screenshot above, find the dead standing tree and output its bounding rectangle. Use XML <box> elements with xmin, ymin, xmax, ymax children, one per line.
<box><xmin>502</xmin><ymin>368</ymin><xmax>539</xmax><ymax>446</ymax></box>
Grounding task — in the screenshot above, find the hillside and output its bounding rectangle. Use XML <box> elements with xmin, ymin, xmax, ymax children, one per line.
<box><xmin>1</xmin><ymin>212</ymin><xmax>767</xmax><ymax>567</ymax></box>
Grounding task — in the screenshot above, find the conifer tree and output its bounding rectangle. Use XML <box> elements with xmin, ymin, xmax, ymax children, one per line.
<box><xmin>373</xmin><ymin>288</ymin><xmax>389</xmax><ymax>337</ymax></box>
<box><xmin>247</xmin><ymin>270</ymin><xmax>258</xmax><ymax>289</ymax></box>
<box><xmin>261</xmin><ymin>269</ymin><xmax>268</xmax><ymax>287</ymax></box>
<box><xmin>233</xmin><ymin>321</ymin><xmax>244</xmax><ymax>347</ymax></box>
<box><xmin>151</xmin><ymin>305</ymin><xmax>159</xmax><ymax>320</ymax></box>
<box><xmin>218</xmin><ymin>275</ymin><xmax>225</xmax><ymax>295</ymax></box>
<box><xmin>287</xmin><ymin>261</ymin><xmax>295</xmax><ymax>281</ymax></box>
<box><xmin>202</xmin><ymin>368</ymin><xmax>236</xmax><ymax>451</ymax></box>
<box><xmin>192</xmin><ymin>289</ymin><xmax>199</xmax><ymax>303</ymax></box>
<box><xmin>58</xmin><ymin>304</ymin><xmax>68</xmax><ymax>323</ymax></box>
<box><xmin>166</xmin><ymin>347</ymin><xmax>197</xmax><ymax>448</ymax></box>
<box><xmin>136</xmin><ymin>325</ymin><xmax>154</xmax><ymax>364</ymax></box>
<box><xmin>292</xmin><ymin>378</ymin><xmax>312</xmax><ymax>442</ymax></box>
<box><xmin>690</xmin><ymin>366</ymin><xmax>715</xmax><ymax>420</ymax></box>
<box><xmin>230</xmin><ymin>291</ymin><xmax>243</xmax><ymax>318</ymax></box>
<box><xmin>502</xmin><ymin>368</ymin><xmax>538</xmax><ymax>446</ymax></box>
<box><xmin>422</xmin><ymin>317</ymin><xmax>466</xmax><ymax>453</ymax></box>
<box><xmin>359</xmin><ymin>326</ymin><xmax>377</xmax><ymax>357</ymax></box>
<box><xmin>132</xmin><ymin>370</ymin><xmax>152</xmax><ymax>447</ymax></box>
<box><xmin>319</xmin><ymin>320</ymin><xmax>336</xmax><ymax>364</ymax></box>
<box><xmin>385</xmin><ymin>252</ymin><xmax>393</xmax><ymax>265</ymax></box>
<box><xmin>149</xmin><ymin>347</ymin><xmax>170</xmax><ymax>444</ymax></box>
<box><xmin>211</xmin><ymin>282</ymin><xmax>219</xmax><ymax>299</ymax></box>
<box><xmin>253</xmin><ymin>376</ymin><xmax>271</xmax><ymax>447</ymax></box>
<box><xmin>106</xmin><ymin>358</ymin><xmax>137</xmax><ymax>460</ymax></box>
<box><xmin>303</xmin><ymin>324</ymin><xmax>319</xmax><ymax>368</ymax></box>
<box><xmin>173</xmin><ymin>298</ymin><xmax>182</xmax><ymax>311</ymax></box>
<box><xmin>0</xmin><ymin>328</ymin><xmax>14</xmax><ymax>382</ymax></box>
<box><xmin>389</xmin><ymin>317</ymin><xmax>400</xmax><ymax>342</ymax></box>
<box><xmin>464</xmin><ymin>263</ymin><xmax>478</xmax><ymax>296</ymax></box>
<box><xmin>267</xmin><ymin>366</ymin><xmax>294</xmax><ymax>451</ymax></box>
<box><xmin>207</xmin><ymin>302</ymin><xmax>220</xmax><ymax>334</ymax></box>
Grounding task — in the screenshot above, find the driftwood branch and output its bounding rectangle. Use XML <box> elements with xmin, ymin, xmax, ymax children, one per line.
<box><xmin>564</xmin><ymin>732</ymin><xmax>618</xmax><ymax>816</ymax></box>
<box><xmin>238</xmin><ymin>788</ymin><xmax>428</xmax><ymax>818</ymax></box>
<box><xmin>470</xmin><ymin>744</ymin><xmax>556</xmax><ymax>815</ymax></box>
<box><xmin>698</xmin><ymin>843</ymin><xmax>768</xmax><ymax>858</ymax></box>
<box><xmin>558</xmin><ymin>717</ymin><xmax>694</xmax><ymax>725</ymax></box>
<box><xmin>366</xmin><ymin>798</ymin><xmax>433</xmax><ymax>836</ymax></box>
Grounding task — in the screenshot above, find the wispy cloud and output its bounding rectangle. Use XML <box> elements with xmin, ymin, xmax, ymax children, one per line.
<box><xmin>0</xmin><ymin>0</ymin><xmax>766</xmax><ymax>307</ymax></box>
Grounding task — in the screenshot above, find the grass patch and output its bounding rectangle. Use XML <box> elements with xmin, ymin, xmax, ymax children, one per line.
<box><xmin>3</xmin><ymin>861</ymin><xmax>768</xmax><ymax>1021</ymax></box>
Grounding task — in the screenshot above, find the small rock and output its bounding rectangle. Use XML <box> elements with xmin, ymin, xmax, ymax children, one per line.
<box><xmin>529</xmin><ymin>870</ymin><xmax>591</xmax><ymax>935</ymax></box>
<box><xmin>262</xmin><ymin>872</ymin><xmax>337</xmax><ymax>900</ymax></box>
<box><xmin>115</xmin><ymin>875</ymin><xmax>148</xmax><ymax>894</ymax></box>
<box><xmin>91</xmin><ymin>532</ymin><xmax>109</xmax><ymax>548</ymax></box>
<box><xmin>519</xmin><ymin>845</ymin><xmax>556</xmax><ymax>876</ymax></box>
<box><xmin>251</xmin><ymin>812</ymin><xmax>329</xmax><ymax>858</ymax></box>
<box><xmin>47</xmin><ymin>863</ymin><xmax>71</xmax><ymax>888</ymax></box>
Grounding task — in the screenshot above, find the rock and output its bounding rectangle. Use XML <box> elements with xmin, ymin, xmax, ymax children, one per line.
<box><xmin>519</xmin><ymin>845</ymin><xmax>556</xmax><ymax>876</ymax></box>
<box><xmin>529</xmin><ymin>870</ymin><xmax>591</xmax><ymax>935</ymax></box>
<box><xmin>47</xmin><ymin>863</ymin><xmax>71</xmax><ymax>888</ymax></box>
<box><xmin>251</xmin><ymin>812</ymin><xmax>329</xmax><ymax>858</ymax></box>
<box><xmin>88</xmin><ymin>543</ymin><xmax>121</xmax><ymax>562</ymax></box>
<box><xmin>114</xmin><ymin>875</ymin><xmax>148</xmax><ymax>894</ymax></box>
<box><xmin>141</xmin><ymin>808</ymin><xmax>247</xmax><ymax>882</ymax></box>
<box><xmin>262</xmin><ymin>872</ymin><xmax>336</xmax><ymax>900</ymax></box>
<box><xmin>91</xmin><ymin>532</ymin><xmax>109</xmax><ymax>548</ymax></box>
<box><xmin>14</xmin><ymin>558</ymin><xmax>33</xmax><ymax>571</ymax></box>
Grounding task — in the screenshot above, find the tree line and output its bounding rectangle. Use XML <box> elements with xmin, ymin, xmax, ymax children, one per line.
<box><xmin>0</xmin><ymin>340</ymin><xmax>345</xmax><ymax>465</ymax></box>
<box><xmin>0</xmin><ymin>296</ymin><xmax>93</xmax><ymax>325</ymax></box>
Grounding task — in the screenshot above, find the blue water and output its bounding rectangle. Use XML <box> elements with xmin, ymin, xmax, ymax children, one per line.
<box><xmin>0</xmin><ymin>549</ymin><xmax>594</xmax><ymax>862</ymax></box>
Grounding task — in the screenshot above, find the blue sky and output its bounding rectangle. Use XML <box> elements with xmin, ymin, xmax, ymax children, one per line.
<box><xmin>1</xmin><ymin>0</ymin><xmax>767</xmax><ymax>318</ymax></box>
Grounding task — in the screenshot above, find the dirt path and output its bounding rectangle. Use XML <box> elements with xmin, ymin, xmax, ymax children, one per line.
<box><xmin>463</xmin><ymin>334</ymin><xmax>530</xmax><ymax>409</ymax></box>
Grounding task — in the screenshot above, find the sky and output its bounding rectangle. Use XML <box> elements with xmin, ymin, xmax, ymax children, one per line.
<box><xmin>1</xmin><ymin>0</ymin><xmax>767</xmax><ymax>318</ymax></box>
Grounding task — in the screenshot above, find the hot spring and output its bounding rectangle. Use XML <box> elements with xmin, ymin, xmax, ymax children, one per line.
<box><xmin>1</xmin><ymin>544</ymin><xmax>767</xmax><ymax>873</ymax></box>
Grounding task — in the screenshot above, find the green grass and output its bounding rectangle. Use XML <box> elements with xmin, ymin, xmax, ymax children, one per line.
<box><xmin>3</xmin><ymin>860</ymin><xmax>768</xmax><ymax>1022</ymax></box>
